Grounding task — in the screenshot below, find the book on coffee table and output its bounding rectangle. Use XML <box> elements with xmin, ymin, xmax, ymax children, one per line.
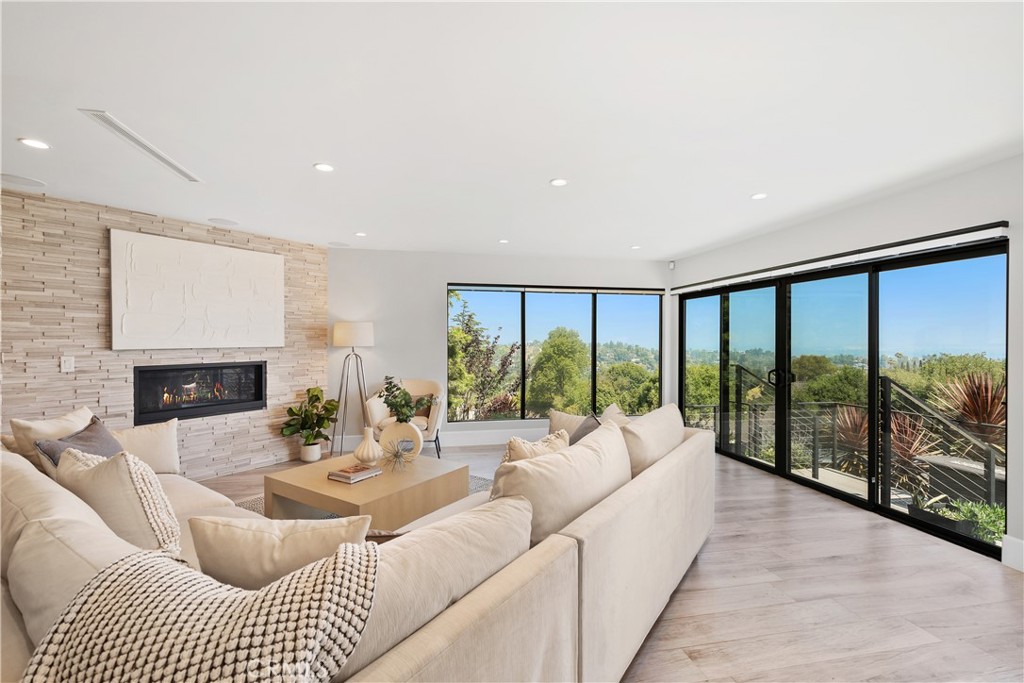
<box><xmin>328</xmin><ymin>464</ymin><xmax>383</xmax><ymax>484</ymax></box>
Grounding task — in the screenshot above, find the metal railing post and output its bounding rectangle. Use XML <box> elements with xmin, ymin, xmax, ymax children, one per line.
<box><xmin>734</xmin><ymin>365</ymin><xmax>744</xmax><ymax>457</ymax></box>
<box><xmin>831</xmin><ymin>404</ymin><xmax>838</xmax><ymax>467</ymax></box>
<box><xmin>812</xmin><ymin>413</ymin><xmax>820</xmax><ymax>480</ymax></box>
<box><xmin>880</xmin><ymin>378</ymin><xmax>892</xmax><ymax>507</ymax></box>
<box><xmin>986</xmin><ymin>446</ymin><xmax>996</xmax><ymax>505</ymax></box>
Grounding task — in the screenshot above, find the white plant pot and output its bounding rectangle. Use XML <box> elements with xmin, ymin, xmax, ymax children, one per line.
<box><xmin>353</xmin><ymin>427</ymin><xmax>383</xmax><ymax>465</ymax></box>
<box><xmin>380</xmin><ymin>421</ymin><xmax>424</xmax><ymax>458</ymax></box>
<box><xmin>300</xmin><ymin>443</ymin><xmax>322</xmax><ymax>463</ymax></box>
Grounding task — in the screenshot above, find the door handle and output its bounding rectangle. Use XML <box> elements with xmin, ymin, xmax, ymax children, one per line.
<box><xmin>767</xmin><ymin>369</ymin><xmax>779</xmax><ymax>386</ymax></box>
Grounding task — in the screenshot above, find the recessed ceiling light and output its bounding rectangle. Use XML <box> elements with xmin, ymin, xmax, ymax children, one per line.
<box><xmin>18</xmin><ymin>138</ymin><xmax>50</xmax><ymax>150</ymax></box>
<box><xmin>314</xmin><ymin>163</ymin><xmax>335</xmax><ymax>172</ymax></box>
<box><xmin>207</xmin><ymin>217</ymin><xmax>239</xmax><ymax>227</ymax></box>
<box><xmin>354</xmin><ymin>232</ymin><xmax>367</xmax><ymax>238</ymax></box>
<box><xmin>1</xmin><ymin>173</ymin><xmax>47</xmax><ymax>188</ymax></box>
<box><xmin>498</xmin><ymin>239</ymin><xmax>510</xmax><ymax>244</ymax></box>
<box><xmin>327</xmin><ymin>241</ymin><xmax>350</xmax><ymax>248</ymax></box>
<box><xmin>549</xmin><ymin>178</ymin><xmax>568</xmax><ymax>187</ymax></box>
<box><xmin>630</xmin><ymin>245</ymin><xmax>641</xmax><ymax>250</ymax></box>
<box><xmin>750</xmin><ymin>192</ymin><xmax>768</xmax><ymax>200</ymax></box>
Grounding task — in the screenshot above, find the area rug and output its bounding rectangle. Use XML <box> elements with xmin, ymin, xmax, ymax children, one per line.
<box><xmin>234</xmin><ymin>475</ymin><xmax>493</xmax><ymax>518</ymax></box>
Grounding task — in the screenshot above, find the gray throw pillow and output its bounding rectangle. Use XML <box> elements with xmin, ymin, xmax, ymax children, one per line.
<box><xmin>35</xmin><ymin>416</ymin><xmax>124</xmax><ymax>467</ymax></box>
<box><xmin>568</xmin><ymin>414</ymin><xmax>602</xmax><ymax>445</ymax></box>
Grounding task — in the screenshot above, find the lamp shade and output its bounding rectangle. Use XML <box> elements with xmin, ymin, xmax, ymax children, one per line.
<box><xmin>333</xmin><ymin>321</ymin><xmax>374</xmax><ymax>348</ymax></box>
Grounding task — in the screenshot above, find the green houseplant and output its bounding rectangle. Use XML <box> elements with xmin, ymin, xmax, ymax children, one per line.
<box><xmin>281</xmin><ymin>387</ymin><xmax>339</xmax><ymax>462</ymax></box>
<box><xmin>379</xmin><ymin>376</ymin><xmax>431</xmax><ymax>423</ymax></box>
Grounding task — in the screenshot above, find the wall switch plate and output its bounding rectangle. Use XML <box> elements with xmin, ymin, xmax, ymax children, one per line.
<box><xmin>60</xmin><ymin>356</ymin><xmax>75</xmax><ymax>373</ymax></box>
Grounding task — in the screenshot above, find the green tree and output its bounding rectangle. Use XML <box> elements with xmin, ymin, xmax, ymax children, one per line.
<box><xmin>792</xmin><ymin>366</ymin><xmax>868</xmax><ymax>406</ymax></box>
<box><xmin>596</xmin><ymin>362</ymin><xmax>659</xmax><ymax>415</ymax></box>
<box><xmin>447</xmin><ymin>295</ymin><xmax>521</xmax><ymax>421</ymax></box>
<box><xmin>526</xmin><ymin>327</ymin><xmax>590</xmax><ymax>416</ymax></box>
<box><xmin>791</xmin><ymin>355</ymin><xmax>836</xmax><ymax>382</ymax></box>
<box><xmin>684</xmin><ymin>363</ymin><xmax>719</xmax><ymax>407</ymax></box>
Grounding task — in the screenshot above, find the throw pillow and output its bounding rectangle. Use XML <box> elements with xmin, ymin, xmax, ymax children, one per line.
<box><xmin>110</xmin><ymin>418</ymin><xmax>180</xmax><ymax>474</ymax></box>
<box><xmin>412</xmin><ymin>394</ymin><xmax>434</xmax><ymax>418</ymax></box>
<box><xmin>9</xmin><ymin>406</ymin><xmax>94</xmax><ymax>474</ymax></box>
<box><xmin>7</xmin><ymin>517</ymin><xmax>140</xmax><ymax>645</ymax></box>
<box><xmin>621</xmin><ymin>403</ymin><xmax>686</xmax><ymax>478</ymax></box>
<box><xmin>34</xmin><ymin>416</ymin><xmax>123</xmax><ymax>469</ymax></box>
<box><xmin>21</xmin><ymin>544</ymin><xmax>379</xmax><ymax>682</ymax></box>
<box><xmin>601</xmin><ymin>403</ymin><xmax>633</xmax><ymax>427</ymax></box>
<box><xmin>502</xmin><ymin>429</ymin><xmax>570</xmax><ymax>463</ymax></box>
<box><xmin>568</xmin><ymin>414</ymin><xmax>602</xmax><ymax>444</ymax></box>
<box><xmin>56</xmin><ymin>449</ymin><xmax>181</xmax><ymax>555</ymax></box>
<box><xmin>188</xmin><ymin>515</ymin><xmax>372</xmax><ymax>590</ymax></box>
<box><xmin>490</xmin><ymin>422</ymin><xmax>631</xmax><ymax>545</ymax></box>
<box><xmin>548</xmin><ymin>409</ymin><xmax>588</xmax><ymax>436</ymax></box>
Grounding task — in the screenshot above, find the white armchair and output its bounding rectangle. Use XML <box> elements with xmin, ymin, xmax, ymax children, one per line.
<box><xmin>365</xmin><ymin>379</ymin><xmax>446</xmax><ymax>458</ymax></box>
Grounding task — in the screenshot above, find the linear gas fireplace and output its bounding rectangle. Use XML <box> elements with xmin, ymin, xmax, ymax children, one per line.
<box><xmin>134</xmin><ymin>361</ymin><xmax>267</xmax><ymax>425</ymax></box>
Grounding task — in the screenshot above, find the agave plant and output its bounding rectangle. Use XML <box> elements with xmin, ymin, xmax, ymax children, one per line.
<box><xmin>834</xmin><ymin>406</ymin><xmax>869</xmax><ymax>477</ymax></box>
<box><xmin>886</xmin><ymin>412</ymin><xmax>936</xmax><ymax>499</ymax></box>
<box><xmin>932</xmin><ymin>373</ymin><xmax>1006</xmax><ymax>447</ymax></box>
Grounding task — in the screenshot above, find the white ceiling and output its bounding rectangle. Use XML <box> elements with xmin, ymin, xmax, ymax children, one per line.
<box><xmin>2</xmin><ymin>2</ymin><xmax>1021</xmax><ymax>260</ymax></box>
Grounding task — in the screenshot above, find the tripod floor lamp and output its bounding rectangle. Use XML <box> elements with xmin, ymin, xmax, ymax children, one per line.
<box><xmin>330</xmin><ymin>321</ymin><xmax>374</xmax><ymax>455</ymax></box>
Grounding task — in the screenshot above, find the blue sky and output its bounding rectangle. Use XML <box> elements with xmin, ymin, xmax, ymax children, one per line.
<box><xmin>684</xmin><ymin>254</ymin><xmax>1006</xmax><ymax>360</ymax></box>
<box><xmin>449</xmin><ymin>290</ymin><xmax>661</xmax><ymax>348</ymax></box>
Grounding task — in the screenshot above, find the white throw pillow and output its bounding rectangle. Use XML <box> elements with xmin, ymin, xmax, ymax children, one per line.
<box><xmin>548</xmin><ymin>409</ymin><xmax>588</xmax><ymax>436</ymax></box>
<box><xmin>601</xmin><ymin>403</ymin><xmax>632</xmax><ymax>427</ymax></box>
<box><xmin>56</xmin><ymin>449</ymin><xmax>181</xmax><ymax>554</ymax></box>
<box><xmin>188</xmin><ymin>515</ymin><xmax>372</xmax><ymax>589</ymax></box>
<box><xmin>491</xmin><ymin>422</ymin><xmax>631</xmax><ymax>545</ymax></box>
<box><xmin>9</xmin><ymin>407</ymin><xmax>94</xmax><ymax>474</ymax></box>
<box><xmin>620</xmin><ymin>403</ymin><xmax>686</xmax><ymax>478</ymax></box>
<box><xmin>502</xmin><ymin>429</ymin><xmax>570</xmax><ymax>463</ymax></box>
<box><xmin>8</xmin><ymin>517</ymin><xmax>139</xmax><ymax>645</ymax></box>
<box><xmin>111</xmin><ymin>418</ymin><xmax>180</xmax><ymax>474</ymax></box>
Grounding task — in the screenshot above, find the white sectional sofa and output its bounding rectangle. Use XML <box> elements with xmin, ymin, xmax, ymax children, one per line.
<box><xmin>0</xmin><ymin>405</ymin><xmax>714</xmax><ymax>682</ymax></box>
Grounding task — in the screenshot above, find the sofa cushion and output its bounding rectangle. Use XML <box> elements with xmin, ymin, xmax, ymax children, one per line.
<box><xmin>568</xmin><ymin>414</ymin><xmax>602</xmax><ymax>444</ymax></box>
<box><xmin>491</xmin><ymin>422</ymin><xmax>631</xmax><ymax>545</ymax></box>
<box><xmin>188</xmin><ymin>514</ymin><xmax>372</xmax><ymax>589</ymax></box>
<box><xmin>156</xmin><ymin>473</ymin><xmax>235</xmax><ymax>517</ymax></box>
<box><xmin>395</xmin><ymin>490</ymin><xmax>492</xmax><ymax>533</ymax></box>
<box><xmin>34</xmin><ymin>415</ymin><xmax>123</xmax><ymax>468</ymax></box>
<box><xmin>0</xmin><ymin>449</ymin><xmax>108</xmax><ymax>580</ymax></box>
<box><xmin>601</xmin><ymin>403</ymin><xmax>632</xmax><ymax>427</ymax></box>
<box><xmin>9</xmin><ymin>406</ymin><xmax>94</xmax><ymax>474</ymax></box>
<box><xmin>8</xmin><ymin>517</ymin><xmax>139</xmax><ymax>645</ymax></box>
<box><xmin>339</xmin><ymin>496</ymin><xmax>533</xmax><ymax>676</ymax></box>
<box><xmin>1</xmin><ymin>580</ymin><xmax>32</xmax><ymax>683</ymax></box>
<box><xmin>57</xmin><ymin>449</ymin><xmax>181</xmax><ymax>554</ymax></box>
<box><xmin>620</xmin><ymin>403</ymin><xmax>686</xmax><ymax>478</ymax></box>
<box><xmin>548</xmin><ymin>409</ymin><xmax>587</xmax><ymax>436</ymax></box>
<box><xmin>176</xmin><ymin>504</ymin><xmax>265</xmax><ymax>570</ymax></box>
<box><xmin>111</xmin><ymin>418</ymin><xmax>180</xmax><ymax>474</ymax></box>
<box><xmin>503</xmin><ymin>429</ymin><xmax>569</xmax><ymax>463</ymax></box>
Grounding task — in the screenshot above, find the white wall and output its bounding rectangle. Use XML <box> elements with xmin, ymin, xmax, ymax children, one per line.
<box><xmin>327</xmin><ymin>250</ymin><xmax>671</xmax><ymax>449</ymax></box>
<box><xmin>670</xmin><ymin>155</ymin><xmax>1024</xmax><ymax>570</ymax></box>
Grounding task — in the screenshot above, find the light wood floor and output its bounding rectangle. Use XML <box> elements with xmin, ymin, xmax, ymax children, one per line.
<box><xmin>204</xmin><ymin>451</ymin><xmax>1023</xmax><ymax>682</ymax></box>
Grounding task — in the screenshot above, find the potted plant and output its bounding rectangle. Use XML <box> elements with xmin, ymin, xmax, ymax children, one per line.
<box><xmin>281</xmin><ymin>387</ymin><xmax>339</xmax><ymax>462</ymax></box>
<box><xmin>377</xmin><ymin>376</ymin><xmax>432</xmax><ymax>457</ymax></box>
<box><xmin>907</xmin><ymin>494</ymin><xmax>978</xmax><ymax>536</ymax></box>
<box><xmin>379</xmin><ymin>376</ymin><xmax>432</xmax><ymax>422</ymax></box>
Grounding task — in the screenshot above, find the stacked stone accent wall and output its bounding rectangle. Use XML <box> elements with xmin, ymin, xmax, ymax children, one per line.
<box><xmin>1</xmin><ymin>190</ymin><xmax>327</xmax><ymax>480</ymax></box>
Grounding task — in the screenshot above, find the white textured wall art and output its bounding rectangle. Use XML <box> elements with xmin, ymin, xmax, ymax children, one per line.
<box><xmin>110</xmin><ymin>230</ymin><xmax>285</xmax><ymax>350</ymax></box>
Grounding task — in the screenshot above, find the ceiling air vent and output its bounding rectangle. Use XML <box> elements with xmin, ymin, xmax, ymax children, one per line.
<box><xmin>78</xmin><ymin>109</ymin><xmax>201</xmax><ymax>182</ymax></box>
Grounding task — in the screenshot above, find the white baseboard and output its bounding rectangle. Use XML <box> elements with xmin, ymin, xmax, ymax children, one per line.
<box><xmin>1002</xmin><ymin>534</ymin><xmax>1024</xmax><ymax>572</ymax></box>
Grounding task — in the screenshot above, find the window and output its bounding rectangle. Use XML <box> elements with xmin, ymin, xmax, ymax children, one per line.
<box><xmin>448</xmin><ymin>286</ymin><xmax>662</xmax><ymax>422</ymax></box>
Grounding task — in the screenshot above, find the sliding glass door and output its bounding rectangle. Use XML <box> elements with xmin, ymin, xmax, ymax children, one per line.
<box><xmin>721</xmin><ymin>288</ymin><xmax>776</xmax><ymax>464</ymax></box>
<box><xmin>878</xmin><ymin>254</ymin><xmax>1007</xmax><ymax>545</ymax></box>
<box><xmin>679</xmin><ymin>242</ymin><xmax>1008</xmax><ymax>554</ymax></box>
<box><xmin>788</xmin><ymin>274</ymin><xmax>869</xmax><ymax>499</ymax></box>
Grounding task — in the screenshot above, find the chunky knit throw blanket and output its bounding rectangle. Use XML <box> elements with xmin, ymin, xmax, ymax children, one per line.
<box><xmin>22</xmin><ymin>543</ymin><xmax>379</xmax><ymax>683</ymax></box>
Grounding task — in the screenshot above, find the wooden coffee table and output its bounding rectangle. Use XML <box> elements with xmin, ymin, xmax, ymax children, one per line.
<box><xmin>264</xmin><ymin>454</ymin><xmax>469</xmax><ymax>529</ymax></box>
